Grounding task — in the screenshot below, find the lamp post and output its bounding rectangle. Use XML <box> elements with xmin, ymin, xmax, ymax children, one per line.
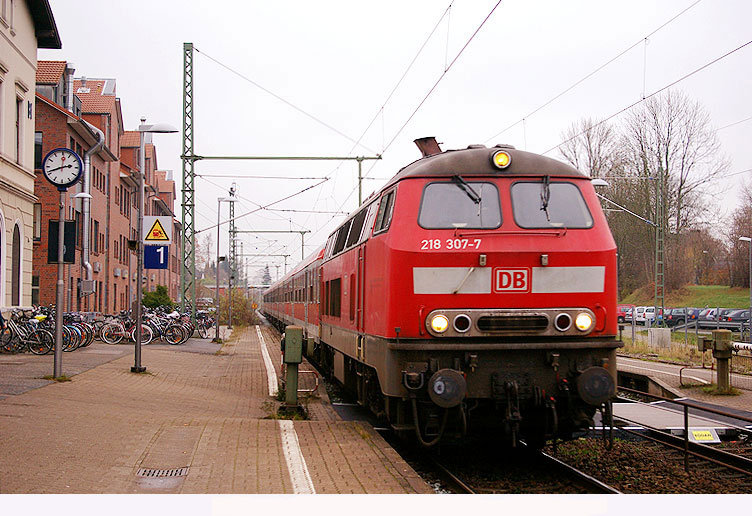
<box><xmin>215</xmin><ymin>197</ymin><xmax>235</xmax><ymax>342</ymax></box>
<box><xmin>132</xmin><ymin>118</ymin><xmax>178</xmax><ymax>373</ymax></box>
<box><xmin>740</xmin><ymin>236</ymin><xmax>752</xmax><ymax>344</ymax></box>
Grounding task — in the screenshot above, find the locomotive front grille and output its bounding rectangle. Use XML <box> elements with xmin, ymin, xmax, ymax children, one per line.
<box><xmin>425</xmin><ymin>308</ymin><xmax>596</xmax><ymax>338</ymax></box>
<box><xmin>477</xmin><ymin>315</ymin><xmax>548</xmax><ymax>332</ymax></box>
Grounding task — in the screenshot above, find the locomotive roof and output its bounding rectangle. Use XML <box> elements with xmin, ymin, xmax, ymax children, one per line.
<box><xmin>383</xmin><ymin>145</ymin><xmax>586</xmax><ymax>190</ymax></box>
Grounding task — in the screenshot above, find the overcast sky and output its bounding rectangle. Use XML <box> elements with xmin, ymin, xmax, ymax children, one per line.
<box><xmin>39</xmin><ymin>0</ymin><xmax>752</xmax><ymax>279</ymax></box>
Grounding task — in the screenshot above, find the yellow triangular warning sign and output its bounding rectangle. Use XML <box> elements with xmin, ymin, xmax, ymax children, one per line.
<box><xmin>145</xmin><ymin>219</ymin><xmax>170</xmax><ymax>241</ymax></box>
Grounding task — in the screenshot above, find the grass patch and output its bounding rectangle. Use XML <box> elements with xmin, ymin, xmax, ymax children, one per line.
<box><xmin>700</xmin><ymin>384</ymin><xmax>741</xmax><ymax>396</ymax></box>
<box><xmin>622</xmin><ymin>284</ymin><xmax>751</xmax><ymax>309</ymax></box>
<box><xmin>261</xmin><ymin>400</ymin><xmax>309</xmax><ymax>420</ymax></box>
<box><xmin>42</xmin><ymin>374</ymin><xmax>72</xmax><ymax>382</ymax></box>
<box><xmin>618</xmin><ymin>330</ymin><xmax>709</xmax><ymax>366</ymax></box>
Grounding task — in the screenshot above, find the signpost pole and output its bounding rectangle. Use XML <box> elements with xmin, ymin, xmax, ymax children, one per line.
<box><xmin>54</xmin><ymin>191</ymin><xmax>65</xmax><ymax>378</ymax></box>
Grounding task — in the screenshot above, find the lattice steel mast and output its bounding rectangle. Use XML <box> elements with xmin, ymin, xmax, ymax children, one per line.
<box><xmin>181</xmin><ymin>42</ymin><xmax>197</xmax><ymax>318</ymax></box>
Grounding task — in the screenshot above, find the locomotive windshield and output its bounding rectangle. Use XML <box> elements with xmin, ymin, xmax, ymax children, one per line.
<box><xmin>511</xmin><ymin>181</ymin><xmax>593</xmax><ymax>229</ymax></box>
<box><xmin>418</xmin><ymin>181</ymin><xmax>501</xmax><ymax>229</ymax></box>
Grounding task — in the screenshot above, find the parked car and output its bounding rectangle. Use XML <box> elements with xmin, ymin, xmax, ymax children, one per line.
<box><xmin>617</xmin><ymin>304</ymin><xmax>635</xmax><ymax>324</ymax></box>
<box><xmin>665</xmin><ymin>307</ymin><xmax>699</xmax><ymax>328</ymax></box>
<box><xmin>722</xmin><ymin>309</ymin><xmax>751</xmax><ymax>328</ymax></box>
<box><xmin>685</xmin><ymin>307</ymin><xmax>702</xmax><ymax>322</ymax></box>
<box><xmin>635</xmin><ymin>306</ymin><xmax>667</xmax><ymax>325</ymax></box>
<box><xmin>698</xmin><ymin>308</ymin><xmax>733</xmax><ymax>329</ymax></box>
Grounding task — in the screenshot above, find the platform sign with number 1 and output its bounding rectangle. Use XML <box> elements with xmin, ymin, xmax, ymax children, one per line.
<box><xmin>144</xmin><ymin>245</ymin><xmax>169</xmax><ymax>269</ymax></box>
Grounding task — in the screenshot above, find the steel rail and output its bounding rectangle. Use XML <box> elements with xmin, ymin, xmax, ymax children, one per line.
<box><xmin>422</xmin><ymin>454</ymin><xmax>477</xmax><ymax>494</ymax></box>
<box><xmin>537</xmin><ymin>450</ymin><xmax>622</xmax><ymax>494</ymax></box>
<box><xmin>614</xmin><ymin>423</ymin><xmax>752</xmax><ymax>477</ymax></box>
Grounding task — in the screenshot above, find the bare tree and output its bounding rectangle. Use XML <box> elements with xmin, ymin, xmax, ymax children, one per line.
<box><xmin>622</xmin><ymin>90</ymin><xmax>729</xmax><ymax>233</ymax></box>
<box><xmin>559</xmin><ymin>91</ymin><xmax>730</xmax><ymax>295</ymax></box>
<box><xmin>559</xmin><ymin>118</ymin><xmax>622</xmax><ymax>178</ymax></box>
<box><xmin>727</xmin><ymin>182</ymin><xmax>752</xmax><ymax>287</ymax></box>
<box><xmin>195</xmin><ymin>233</ymin><xmax>214</xmax><ymax>280</ymax></box>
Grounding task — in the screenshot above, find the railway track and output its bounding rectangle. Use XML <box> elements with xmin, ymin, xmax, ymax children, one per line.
<box><xmin>401</xmin><ymin>441</ymin><xmax>622</xmax><ymax>494</ymax></box>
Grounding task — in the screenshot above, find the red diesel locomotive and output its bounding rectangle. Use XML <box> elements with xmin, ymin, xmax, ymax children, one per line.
<box><xmin>263</xmin><ymin>138</ymin><xmax>619</xmax><ymax>446</ymax></box>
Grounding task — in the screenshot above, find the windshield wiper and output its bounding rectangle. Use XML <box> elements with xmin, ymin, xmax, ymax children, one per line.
<box><xmin>540</xmin><ymin>175</ymin><xmax>551</xmax><ymax>221</ymax></box>
<box><xmin>452</xmin><ymin>175</ymin><xmax>481</xmax><ymax>204</ymax></box>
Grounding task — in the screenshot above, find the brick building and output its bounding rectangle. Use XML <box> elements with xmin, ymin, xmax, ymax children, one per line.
<box><xmin>33</xmin><ymin>61</ymin><xmax>181</xmax><ymax>313</ymax></box>
<box><xmin>33</xmin><ymin>64</ymin><xmax>117</xmax><ymax>311</ymax></box>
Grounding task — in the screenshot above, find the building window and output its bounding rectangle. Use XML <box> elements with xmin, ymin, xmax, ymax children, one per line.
<box><xmin>32</xmin><ymin>275</ymin><xmax>39</xmax><ymax>305</ymax></box>
<box><xmin>11</xmin><ymin>224</ymin><xmax>21</xmax><ymax>305</ymax></box>
<box><xmin>34</xmin><ymin>132</ymin><xmax>43</xmax><ymax>169</ymax></box>
<box><xmin>93</xmin><ymin>220</ymin><xmax>99</xmax><ymax>253</ymax></box>
<box><xmin>33</xmin><ymin>203</ymin><xmax>41</xmax><ymax>240</ymax></box>
<box><xmin>15</xmin><ymin>96</ymin><xmax>22</xmax><ymax>163</ymax></box>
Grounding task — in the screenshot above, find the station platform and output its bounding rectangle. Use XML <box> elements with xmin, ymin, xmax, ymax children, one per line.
<box><xmin>614</xmin><ymin>355</ymin><xmax>752</xmax><ymax>438</ymax></box>
<box><xmin>0</xmin><ymin>325</ymin><xmax>432</xmax><ymax>494</ymax></box>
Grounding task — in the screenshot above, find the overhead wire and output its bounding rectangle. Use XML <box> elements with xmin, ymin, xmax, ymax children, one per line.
<box><xmin>299</xmin><ymin>1</ymin><xmax>455</xmax><ymax>235</ymax></box>
<box><xmin>543</xmin><ymin>37</ymin><xmax>752</xmax><ymax>156</ymax></box>
<box><xmin>318</xmin><ymin>0</ymin><xmax>504</xmax><ymax>230</ymax></box>
<box><xmin>197</xmin><ymin>174</ymin><xmax>315</xmax><ymax>231</ymax></box>
<box><xmin>195</xmin><ymin>175</ymin><xmax>329</xmax><ymax>234</ymax></box>
<box><xmin>194</xmin><ymin>47</ymin><xmax>378</xmax><ymax>155</ymax></box>
<box><xmin>717</xmin><ymin>116</ymin><xmax>752</xmax><ymax>132</ymax></box>
<box><xmin>483</xmin><ymin>0</ymin><xmax>703</xmax><ymax>144</ymax></box>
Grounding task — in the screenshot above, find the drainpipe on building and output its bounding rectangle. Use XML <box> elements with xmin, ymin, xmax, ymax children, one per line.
<box><xmin>80</xmin><ymin>122</ymin><xmax>105</xmax><ymax>299</ymax></box>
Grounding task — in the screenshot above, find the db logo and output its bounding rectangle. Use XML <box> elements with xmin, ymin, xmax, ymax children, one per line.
<box><xmin>494</xmin><ymin>268</ymin><xmax>530</xmax><ymax>292</ymax></box>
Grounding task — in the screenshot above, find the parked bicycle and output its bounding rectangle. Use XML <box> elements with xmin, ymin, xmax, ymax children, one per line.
<box><xmin>0</xmin><ymin>309</ymin><xmax>54</xmax><ymax>355</ymax></box>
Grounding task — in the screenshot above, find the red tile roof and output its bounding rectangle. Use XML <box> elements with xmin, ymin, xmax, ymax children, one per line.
<box><xmin>73</xmin><ymin>79</ymin><xmax>117</xmax><ymax>114</ymax></box>
<box><xmin>36</xmin><ymin>61</ymin><xmax>66</xmax><ymax>84</ymax></box>
<box><xmin>78</xmin><ymin>93</ymin><xmax>117</xmax><ymax>114</ymax></box>
<box><xmin>121</xmin><ymin>131</ymin><xmax>140</xmax><ymax>147</ymax></box>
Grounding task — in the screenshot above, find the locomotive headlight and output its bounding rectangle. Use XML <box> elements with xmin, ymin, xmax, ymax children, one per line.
<box><xmin>430</xmin><ymin>314</ymin><xmax>450</xmax><ymax>333</ymax></box>
<box><xmin>492</xmin><ymin>150</ymin><xmax>512</xmax><ymax>169</ymax></box>
<box><xmin>575</xmin><ymin>312</ymin><xmax>594</xmax><ymax>332</ymax></box>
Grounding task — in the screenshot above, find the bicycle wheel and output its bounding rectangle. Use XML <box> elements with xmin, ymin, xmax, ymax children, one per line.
<box><xmin>130</xmin><ymin>324</ymin><xmax>154</xmax><ymax>345</ymax></box>
<box><xmin>1</xmin><ymin>327</ymin><xmax>21</xmax><ymax>353</ymax></box>
<box><xmin>164</xmin><ymin>325</ymin><xmax>185</xmax><ymax>345</ymax></box>
<box><xmin>62</xmin><ymin>326</ymin><xmax>77</xmax><ymax>352</ymax></box>
<box><xmin>101</xmin><ymin>322</ymin><xmax>124</xmax><ymax>345</ymax></box>
<box><xmin>197</xmin><ymin>323</ymin><xmax>208</xmax><ymax>339</ymax></box>
<box><xmin>78</xmin><ymin>323</ymin><xmax>94</xmax><ymax>347</ymax></box>
<box><xmin>28</xmin><ymin>329</ymin><xmax>53</xmax><ymax>355</ymax></box>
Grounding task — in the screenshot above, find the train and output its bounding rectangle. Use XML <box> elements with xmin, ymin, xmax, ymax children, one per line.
<box><xmin>262</xmin><ymin>138</ymin><xmax>619</xmax><ymax>446</ymax></box>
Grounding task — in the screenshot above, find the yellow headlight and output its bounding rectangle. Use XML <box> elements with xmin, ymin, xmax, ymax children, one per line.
<box><xmin>430</xmin><ymin>314</ymin><xmax>450</xmax><ymax>333</ymax></box>
<box><xmin>492</xmin><ymin>150</ymin><xmax>511</xmax><ymax>169</ymax></box>
<box><xmin>575</xmin><ymin>313</ymin><xmax>593</xmax><ymax>332</ymax></box>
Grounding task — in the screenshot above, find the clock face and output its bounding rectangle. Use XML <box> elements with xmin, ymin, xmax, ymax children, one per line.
<box><xmin>42</xmin><ymin>148</ymin><xmax>83</xmax><ymax>189</ymax></box>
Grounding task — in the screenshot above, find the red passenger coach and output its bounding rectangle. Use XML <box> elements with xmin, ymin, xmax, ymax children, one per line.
<box><xmin>263</xmin><ymin>139</ymin><xmax>620</xmax><ymax>446</ymax></box>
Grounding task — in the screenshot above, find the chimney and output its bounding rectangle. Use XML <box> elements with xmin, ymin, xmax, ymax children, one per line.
<box><xmin>64</xmin><ymin>63</ymin><xmax>75</xmax><ymax>111</ymax></box>
<box><xmin>414</xmin><ymin>137</ymin><xmax>442</xmax><ymax>157</ymax></box>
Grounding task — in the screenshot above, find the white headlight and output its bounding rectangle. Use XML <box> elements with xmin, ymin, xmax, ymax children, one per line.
<box><xmin>430</xmin><ymin>314</ymin><xmax>449</xmax><ymax>333</ymax></box>
<box><xmin>575</xmin><ymin>313</ymin><xmax>593</xmax><ymax>332</ymax></box>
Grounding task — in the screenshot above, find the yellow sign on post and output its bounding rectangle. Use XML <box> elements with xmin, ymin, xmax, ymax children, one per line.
<box><xmin>143</xmin><ymin>216</ymin><xmax>173</xmax><ymax>244</ymax></box>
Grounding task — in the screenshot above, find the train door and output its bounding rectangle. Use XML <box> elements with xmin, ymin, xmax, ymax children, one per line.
<box><xmin>357</xmin><ymin>201</ymin><xmax>380</xmax><ymax>334</ymax></box>
<box><xmin>304</xmin><ymin>270</ymin><xmax>309</xmax><ymax>326</ymax></box>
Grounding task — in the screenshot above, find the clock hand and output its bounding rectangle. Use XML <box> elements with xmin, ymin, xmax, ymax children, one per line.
<box><xmin>47</xmin><ymin>163</ymin><xmax>74</xmax><ymax>173</ymax></box>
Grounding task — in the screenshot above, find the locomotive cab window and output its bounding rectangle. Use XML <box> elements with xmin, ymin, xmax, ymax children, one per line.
<box><xmin>418</xmin><ymin>180</ymin><xmax>501</xmax><ymax>229</ymax></box>
<box><xmin>511</xmin><ymin>180</ymin><xmax>593</xmax><ymax>229</ymax></box>
<box><xmin>374</xmin><ymin>189</ymin><xmax>396</xmax><ymax>235</ymax></box>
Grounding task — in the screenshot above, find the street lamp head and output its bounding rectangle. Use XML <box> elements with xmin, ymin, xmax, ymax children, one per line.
<box><xmin>740</xmin><ymin>237</ymin><xmax>752</xmax><ymax>242</ymax></box>
<box><xmin>139</xmin><ymin>122</ymin><xmax>179</xmax><ymax>134</ymax></box>
<box><xmin>72</xmin><ymin>192</ymin><xmax>93</xmax><ymax>199</ymax></box>
<box><xmin>591</xmin><ymin>178</ymin><xmax>609</xmax><ymax>187</ymax></box>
